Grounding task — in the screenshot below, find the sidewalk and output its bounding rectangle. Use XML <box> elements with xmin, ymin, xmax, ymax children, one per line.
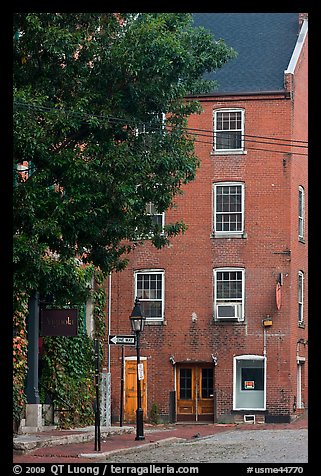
<box><xmin>13</xmin><ymin>412</ymin><xmax>308</xmax><ymax>464</ymax></box>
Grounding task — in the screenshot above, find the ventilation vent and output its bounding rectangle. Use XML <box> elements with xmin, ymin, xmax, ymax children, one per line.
<box><xmin>244</xmin><ymin>414</ymin><xmax>255</xmax><ymax>424</ymax></box>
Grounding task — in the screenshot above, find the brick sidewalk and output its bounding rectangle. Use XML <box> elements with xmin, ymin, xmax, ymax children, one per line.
<box><xmin>13</xmin><ymin>412</ymin><xmax>307</xmax><ymax>464</ymax></box>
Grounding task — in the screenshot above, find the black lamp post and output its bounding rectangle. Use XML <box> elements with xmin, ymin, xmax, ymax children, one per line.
<box><xmin>129</xmin><ymin>298</ymin><xmax>146</xmax><ymax>441</ymax></box>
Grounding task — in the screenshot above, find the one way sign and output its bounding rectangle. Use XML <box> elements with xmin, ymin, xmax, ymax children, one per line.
<box><xmin>108</xmin><ymin>335</ymin><xmax>136</xmax><ymax>346</ymax></box>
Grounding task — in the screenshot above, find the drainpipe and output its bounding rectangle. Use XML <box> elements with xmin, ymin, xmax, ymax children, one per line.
<box><xmin>108</xmin><ymin>272</ymin><xmax>112</xmax><ymax>374</ymax></box>
<box><xmin>263</xmin><ymin>327</ymin><xmax>267</xmax><ymax>357</ymax></box>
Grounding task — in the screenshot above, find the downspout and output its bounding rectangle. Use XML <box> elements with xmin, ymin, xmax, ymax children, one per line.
<box><xmin>107</xmin><ymin>272</ymin><xmax>112</xmax><ymax>373</ymax></box>
<box><xmin>263</xmin><ymin>327</ymin><xmax>267</xmax><ymax>357</ymax></box>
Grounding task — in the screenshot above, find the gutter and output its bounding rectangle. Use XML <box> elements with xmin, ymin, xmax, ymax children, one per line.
<box><xmin>186</xmin><ymin>90</ymin><xmax>290</xmax><ymax>101</ymax></box>
<box><xmin>187</xmin><ymin>90</ymin><xmax>286</xmax><ymax>98</ymax></box>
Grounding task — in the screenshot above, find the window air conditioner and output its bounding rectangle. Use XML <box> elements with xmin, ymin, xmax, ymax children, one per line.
<box><xmin>216</xmin><ymin>303</ymin><xmax>242</xmax><ymax>320</ymax></box>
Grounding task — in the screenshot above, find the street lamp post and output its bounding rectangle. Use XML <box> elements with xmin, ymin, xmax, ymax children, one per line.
<box><xmin>129</xmin><ymin>298</ymin><xmax>146</xmax><ymax>441</ymax></box>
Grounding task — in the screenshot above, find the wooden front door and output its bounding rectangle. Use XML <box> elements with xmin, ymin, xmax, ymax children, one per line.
<box><xmin>177</xmin><ymin>364</ymin><xmax>214</xmax><ymax>422</ymax></box>
<box><xmin>124</xmin><ymin>358</ymin><xmax>147</xmax><ymax>423</ymax></box>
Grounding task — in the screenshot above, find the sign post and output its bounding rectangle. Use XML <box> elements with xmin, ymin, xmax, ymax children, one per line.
<box><xmin>120</xmin><ymin>345</ymin><xmax>125</xmax><ymax>427</ymax></box>
<box><xmin>94</xmin><ymin>338</ymin><xmax>101</xmax><ymax>451</ymax></box>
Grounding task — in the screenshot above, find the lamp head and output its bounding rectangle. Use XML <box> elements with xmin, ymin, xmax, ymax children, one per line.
<box><xmin>130</xmin><ymin>298</ymin><xmax>145</xmax><ymax>333</ymax></box>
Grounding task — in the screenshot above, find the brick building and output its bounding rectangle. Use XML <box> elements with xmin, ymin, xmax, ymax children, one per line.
<box><xmin>104</xmin><ymin>13</ymin><xmax>308</xmax><ymax>424</ymax></box>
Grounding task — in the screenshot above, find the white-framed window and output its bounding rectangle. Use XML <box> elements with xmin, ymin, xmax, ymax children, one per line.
<box><xmin>298</xmin><ymin>186</ymin><xmax>305</xmax><ymax>241</ymax></box>
<box><xmin>298</xmin><ymin>270</ymin><xmax>304</xmax><ymax>325</ymax></box>
<box><xmin>133</xmin><ymin>197</ymin><xmax>165</xmax><ymax>240</ymax></box>
<box><xmin>145</xmin><ymin>202</ymin><xmax>165</xmax><ymax>232</ymax></box>
<box><xmin>213</xmin><ymin>182</ymin><xmax>244</xmax><ymax>236</ymax></box>
<box><xmin>233</xmin><ymin>355</ymin><xmax>266</xmax><ymax>410</ymax></box>
<box><xmin>135</xmin><ymin>112</ymin><xmax>166</xmax><ymax>135</ymax></box>
<box><xmin>134</xmin><ymin>270</ymin><xmax>165</xmax><ymax>322</ymax></box>
<box><xmin>213</xmin><ymin>268</ymin><xmax>245</xmax><ymax>321</ymax></box>
<box><xmin>213</xmin><ymin>108</ymin><xmax>245</xmax><ymax>153</ymax></box>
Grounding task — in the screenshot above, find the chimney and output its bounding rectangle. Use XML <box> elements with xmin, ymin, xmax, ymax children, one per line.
<box><xmin>299</xmin><ymin>13</ymin><xmax>308</xmax><ymax>29</ymax></box>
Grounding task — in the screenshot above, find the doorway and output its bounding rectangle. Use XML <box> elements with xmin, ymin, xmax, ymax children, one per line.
<box><xmin>176</xmin><ymin>364</ymin><xmax>214</xmax><ymax>422</ymax></box>
<box><xmin>297</xmin><ymin>359</ymin><xmax>305</xmax><ymax>409</ymax></box>
<box><xmin>124</xmin><ymin>357</ymin><xmax>147</xmax><ymax>423</ymax></box>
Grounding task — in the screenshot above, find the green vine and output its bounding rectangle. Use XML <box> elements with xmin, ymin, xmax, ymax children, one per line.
<box><xmin>13</xmin><ymin>264</ymin><xmax>107</xmax><ymax>430</ymax></box>
<box><xmin>40</xmin><ymin>322</ymin><xmax>96</xmax><ymax>428</ymax></box>
<box><xmin>92</xmin><ymin>269</ymin><xmax>106</xmax><ymax>340</ymax></box>
<box><xmin>38</xmin><ymin>268</ymin><xmax>107</xmax><ymax>428</ymax></box>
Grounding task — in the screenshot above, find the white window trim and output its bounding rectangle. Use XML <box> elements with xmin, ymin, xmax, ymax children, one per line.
<box><xmin>298</xmin><ymin>186</ymin><xmax>305</xmax><ymax>241</ymax></box>
<box><xmin>135</xmin><ymin>112</ymin><xmax>166</xmax><ymax>136</ymax></box>
<box><xmin>297</xmin><ymin>361</ymin><xmax>304</xmax><ymax>409</ymax></box>
<box><xmin>213</xmin><ymin>182</ymin><xmax>245</xmax><ymax>237</ymax></box>
<box><xmin>145</xmin><ymin>202</ymin><xmax>165</xmax><ymax>235</ymax></box>
<box><xmin>298</xmin><ymin>270</ymin><xmax>304</xmax><ymax>324</ymax></box>
<box><xmin>134</xmin><ymin>269</ymin><xmax>165</xmax><ymax>322</ymax></box>
<box><xmin>213</xmin><ymin>108</ymin><xmax>246</xmax><ymax>154</ymax></box>
<box><xmin>133</xmin><ymin>195</ymin><xmax>166</xmax><ymax>241</ymax></box>
<box><xmin>233</xmin><ymin>355</ymin><xmax>267</xmax><ymax>411</ymax></box>
<box><xmin>213</xmin><ymin>267</ymin><xmax>245</xmax><ymax>322</ymax></box>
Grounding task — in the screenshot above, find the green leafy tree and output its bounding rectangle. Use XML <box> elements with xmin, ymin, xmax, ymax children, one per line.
<box><xmin>13</xmin><ymin>13</ymin><xmax>236</xmax><ymax>301</ymax></box>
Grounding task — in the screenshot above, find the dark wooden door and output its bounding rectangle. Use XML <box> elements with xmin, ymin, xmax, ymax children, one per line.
<box><xmin>177</xmin><ymin>364</ymin><xmax>214</xmax><ymax>422</ymax></box>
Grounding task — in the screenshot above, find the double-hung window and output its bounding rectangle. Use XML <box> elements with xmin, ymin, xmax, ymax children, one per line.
<box><xmin>298</xmin><ymin>271</ymin><xmax>304</xmax><ymax>325</ymax></box>
<box><xmin>214</xmin><ymin>268</ymin><xmax>245</xmax><ymax>321</ymax></box>
<box><xmin>213</xmin><ymin>109</ymin><xmax>245</xmax><ymax>153</ymax></box>
<box><xmin>213</xmin><ymin>182</ymin><xmax>244</xmax><ymax>236</ymax></box>
<box><xmin>298</xmin><ymin>186</ymin><xmax>305</xmax><ymax>241</ymax></box>
<box><xmin>135</xmin><ymin>270</ymin><xmax>164</xmax><ymax>322</ymax></box>
<box><xmin>145</xmin><ymin>202</ymin><xmax>165</xmax><ymax>232</ymax></box>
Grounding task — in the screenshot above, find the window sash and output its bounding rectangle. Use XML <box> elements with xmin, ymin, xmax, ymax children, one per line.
<box><xmin>214</xmin><ymin>110</ymin><xmax>244</xmax><ymax>151</ymax></box>
<box><xmin>216</xmin><ymin>271</ymin><xmax>243</xmax><ymax>301</ymax></box>
<box><xmin>298</xmin><ymin>271</ymin><xmax>304</xmax><ymax>323</ymax></box>
<box><xmin>214</xmin><ymin>183</ymin><xmax>244</xmax><ymax>234</ymax></box>
<box><xmin>135</xmin><ymin>271</ymin><xmax>164</xmax><ymax>321</ymax></box>
<box><xmin>145</xmin><ymin>202</ymin><xmax>165</xmax><ymax>230</ymax></box>
<box><xmin>298</xmin><ymin>187</ymin><xmax>305</xmax><ymax>239</ymax></box>
<box><xmin>214</xmin><ymin>268</ymin><xmax>245</xmax><ymax>320</ymax></box>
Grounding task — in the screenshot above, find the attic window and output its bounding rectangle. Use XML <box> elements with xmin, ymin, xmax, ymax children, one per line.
<box><xmin>213</xmin><ymin>108</ymin><xmax>245</xmax><ymax>153</ymax></box>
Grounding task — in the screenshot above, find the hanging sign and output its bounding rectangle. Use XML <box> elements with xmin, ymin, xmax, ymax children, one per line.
<box><xmin>276</xmin><ymin>282</ymin><xmax>282</xmax><ymax>310</ymax></box>
<box><xmin>40</xmin><ymin>309</ymin><xmax>78</xmax><ymax>336</ymax></box>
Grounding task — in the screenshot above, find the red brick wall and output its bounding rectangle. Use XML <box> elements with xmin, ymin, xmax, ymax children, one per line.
<box><xmin>105</xmin><ymin>52</ymin><xmax>308</xmax><ymax>423</ymax></box>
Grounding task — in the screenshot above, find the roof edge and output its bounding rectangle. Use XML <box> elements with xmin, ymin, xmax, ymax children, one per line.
<box><xmin>186</xmin><ymin>90</ymin><xmax>288</xmax><ymax>99</ymax></box>
<box><xmin>285</xmin><ymin>19</ymin><xmax>308</xmax><ymax>75</ymax></box>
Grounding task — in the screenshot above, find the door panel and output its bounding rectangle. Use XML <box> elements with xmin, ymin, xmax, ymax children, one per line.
<box><xmin>124</xmin><ymin>359</ymin><xmax>147</xmax><ymax>423</ymax></box>
<box><xmin>177</xmin><ymin>365</ymin><xmax>214</xmax><ymax>422</ymax></box>
<box><xmin>177</xmin><ymin>368</ymin><xmax>195</xmax><ymax>417</ymax></box>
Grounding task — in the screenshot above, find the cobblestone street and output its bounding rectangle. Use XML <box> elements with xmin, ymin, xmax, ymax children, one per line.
<box><xmin>102</xmin><ymin>428</ymin><xmax>308</xmax><ymax>464</ymax></box>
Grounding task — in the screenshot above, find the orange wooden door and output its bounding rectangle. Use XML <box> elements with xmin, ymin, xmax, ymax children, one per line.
<box><xmin>124</xmin><ymin>359</ymin><xmax>147</xmax><ymax>422</ymax></box>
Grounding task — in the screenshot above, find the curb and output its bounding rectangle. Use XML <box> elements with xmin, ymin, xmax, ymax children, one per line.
<box><xmin>13</xmin><ymin>426</ymin><xmax>134</xmax><ymax>455</ymax></box>
<box><xmin>79</xmin><ymin>437</ymin><xmax>186</xmax><ymax>460</ymax></box>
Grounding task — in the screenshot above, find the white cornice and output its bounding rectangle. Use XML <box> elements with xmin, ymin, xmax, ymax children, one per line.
<box><xmin>285</xmin><ymin>19</ymin><xmax>308</xmax><ymax>75</ymax></box>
